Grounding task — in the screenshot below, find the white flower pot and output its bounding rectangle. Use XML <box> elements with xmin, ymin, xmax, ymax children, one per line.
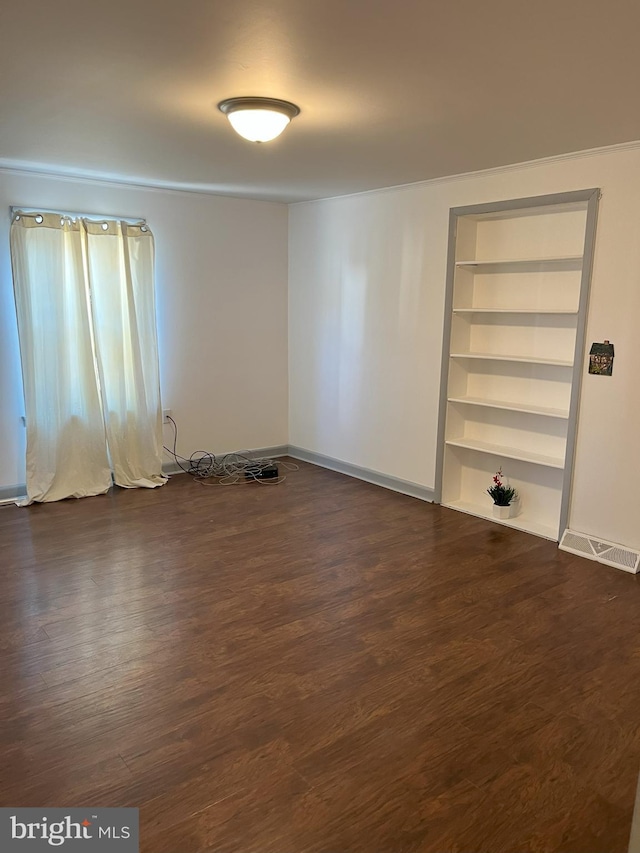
<box><xmin>493</xmin><ymin>504</ymin><xmax>512</xmax><ymax>519</ymax></box>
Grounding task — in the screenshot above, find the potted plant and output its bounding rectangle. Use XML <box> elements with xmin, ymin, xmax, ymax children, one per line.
<box><xmin>487</xmin><ymin>469</ymin><xmax>518</xmax><ymax>519</ymax></box>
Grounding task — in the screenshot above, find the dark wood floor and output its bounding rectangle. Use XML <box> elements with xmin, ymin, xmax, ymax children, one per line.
<box><xmin>1</xmin><ymin>460</ymin><xmax>640</xmax><ymax>852</ymax></box>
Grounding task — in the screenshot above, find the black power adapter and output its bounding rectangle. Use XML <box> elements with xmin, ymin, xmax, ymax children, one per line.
<box><xmin>244</xmin><ymin>463</ymin><xmax>279</xmax><ymax>480</ymax></box>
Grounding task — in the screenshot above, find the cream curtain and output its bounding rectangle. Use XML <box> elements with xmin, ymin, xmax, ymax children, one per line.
<box><xmin>11</xmin><ymin>211</ymin><xmax>166</xmax><ymax>503</ymax></box>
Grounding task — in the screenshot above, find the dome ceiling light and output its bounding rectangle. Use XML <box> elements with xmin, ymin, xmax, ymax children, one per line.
<box><xmin>218</xmin><ymin>97</ymin><xmax>300</xmax><ymax>143</ymax></box>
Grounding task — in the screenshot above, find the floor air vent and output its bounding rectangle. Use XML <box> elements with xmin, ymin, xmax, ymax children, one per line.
<box><xmin>559</xmin><ymin>529</ymin><xmax>640</xmax><ymax>574</ymax></box>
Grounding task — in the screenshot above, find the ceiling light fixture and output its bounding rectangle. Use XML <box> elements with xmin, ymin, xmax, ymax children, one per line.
<box><xmin>218</xmin><ymin>97</ymin><xmax>300</xmax><ymax>143</ymax></box>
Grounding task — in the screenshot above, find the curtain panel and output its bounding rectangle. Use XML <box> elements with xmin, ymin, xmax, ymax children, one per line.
<box><xmin>10</xmin><ymin>211</ymin><xmax>166</xmax><ymax>503</ymax></box>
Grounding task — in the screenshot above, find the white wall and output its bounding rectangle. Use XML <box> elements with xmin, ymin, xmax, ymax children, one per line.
<box><xmin>289</xmin><ymin>145</ymin><xmax>640</xmax><ymax>551</ymax></box>
<box><xmin>0</xmin><ymin>170</ymin><xmax>289</xmax><ymax>491</ymax></box>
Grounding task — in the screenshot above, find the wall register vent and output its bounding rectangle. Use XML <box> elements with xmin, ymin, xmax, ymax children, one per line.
<box><xmin>559</xmin><ymin>529</ymin><xmax>640</xmax><ymax>574</ymax></box>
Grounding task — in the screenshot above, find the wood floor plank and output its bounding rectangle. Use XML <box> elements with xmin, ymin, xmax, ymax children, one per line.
<box><xmin>1</xmin><ymin>460</ymin><xmax>639</xmax><ymax>851</ymax></box>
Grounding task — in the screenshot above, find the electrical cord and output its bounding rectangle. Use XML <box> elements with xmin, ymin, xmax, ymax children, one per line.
<box><xmin>163</xmin><ymin>415</ymin><xmax>297</xmax><ymax>485</ymax></box>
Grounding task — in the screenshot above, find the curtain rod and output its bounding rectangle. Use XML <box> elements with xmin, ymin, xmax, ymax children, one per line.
<box><xmin>10</xmin><ymin>205</ymin><xmax>147</xmax><ymax>225</ymax></box>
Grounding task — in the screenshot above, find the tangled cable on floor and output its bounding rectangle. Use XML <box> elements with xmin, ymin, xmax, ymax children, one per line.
<box><xmin>163</xmin><ymin>416</ymin><xmax>298</xmax><ymax>485</ymax></box>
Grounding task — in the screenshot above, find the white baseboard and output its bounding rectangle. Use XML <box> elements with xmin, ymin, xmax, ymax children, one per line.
<box><xmin>0</xmin><ymin>485</ymin><xmax>25</xmax><ymax>504</ymax></box>
<box><xmin>287</xmin><ymin>445</ymin><xmax>435</xmax><ymax>503</ymax></box>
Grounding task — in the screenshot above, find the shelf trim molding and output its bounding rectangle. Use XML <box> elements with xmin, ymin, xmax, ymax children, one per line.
<box><xmin>559</xmin><ymin>188</ymin><xmax>600</xmax><ymax>534</ymax></box>
<box><xmin>447</xmin><ymin>188</ymin><xmax>600</xmax><ymax>219</ymax></box>
<box><xmin>434</xmin><ymin>207</ymin><xmax>459</xmax><ymax>503</ymax></box>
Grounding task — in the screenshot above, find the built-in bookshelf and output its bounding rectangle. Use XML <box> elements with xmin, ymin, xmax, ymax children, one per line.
<box><xmin>435</xmin><ymin>190</ymin><xmax>600</xmax><ymax>541</ymax></box>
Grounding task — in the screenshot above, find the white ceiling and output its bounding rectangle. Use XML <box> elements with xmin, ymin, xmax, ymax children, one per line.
<box><xmin>2</xmin><ymin>0</ymin><xmax>640</xmax><ymax>203</ymax></box>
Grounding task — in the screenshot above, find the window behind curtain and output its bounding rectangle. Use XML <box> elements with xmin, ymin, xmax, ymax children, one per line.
<box><xmin>10</xmin><ymin>210</ymin><xmax>166</xmax><ymax>504</ymax></box>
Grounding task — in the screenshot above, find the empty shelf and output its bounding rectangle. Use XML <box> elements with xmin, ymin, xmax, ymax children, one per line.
<box><xmin>452</xmin><ymin>308</ymin><xmax>578</xmax><ymax>315</ymax></box>
<box><xmin>445</xmin><ymin>437</ymin><xmax>565</xmax><ymax>469</ymax></box>
<box><xmin>450</xmin><ymin>352</ymin><xmax>573</xmax><ymax>367</ymax></box>
<box><xmin>455</xmin><ymin>255</ymin><xmax>583</xmax><ymax>271</ymax></box>
<box><xmin>447</xmin><ymin>396</ymin><xmax>569</xmax><ymax>419</ymax></box>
